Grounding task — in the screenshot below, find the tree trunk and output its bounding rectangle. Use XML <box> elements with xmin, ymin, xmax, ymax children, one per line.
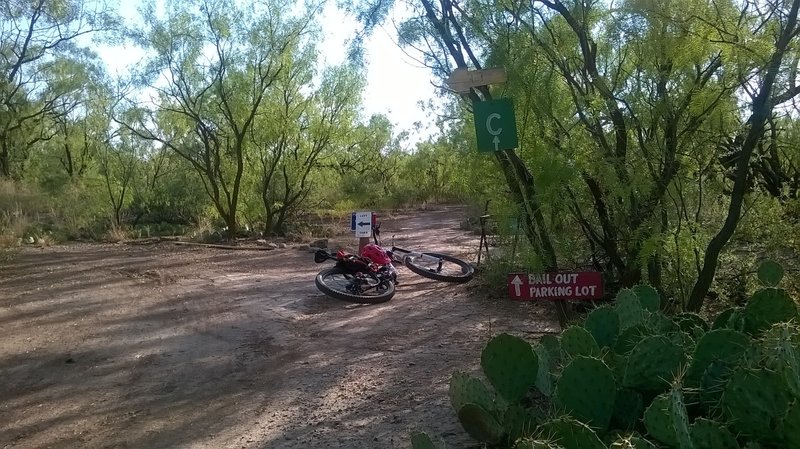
<box><xmin>686</xmin><ymin>0</ymin><xmax>800</xmax><ymax>311</ymax></box>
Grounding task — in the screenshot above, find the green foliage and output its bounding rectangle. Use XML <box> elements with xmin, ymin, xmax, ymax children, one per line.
<box><xmin>418</xmin><ymin>266</ymin><xmax>800</xmax><ymax>448</ymax></box>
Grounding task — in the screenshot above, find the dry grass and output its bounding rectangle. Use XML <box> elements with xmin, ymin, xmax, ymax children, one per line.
<box><xmin>104</xmin><ymin>225</ymin><xmax>131</xmax><ymax>243</ymax></box>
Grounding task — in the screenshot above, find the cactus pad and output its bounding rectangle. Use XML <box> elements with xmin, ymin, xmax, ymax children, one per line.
<box><xmin>539</xmin><ymin>334</ymin><xmax>562</xmax><ymax>365</ymax></box>
<box><xmin>757</xmin><ymin>260</ymin><xmax>784</xmax><ymax>287</ymax></box>
<box><xmin>537</xmin><ymin>417</ymin><xmax>605</xmax><ymax>449</ymax></box>
<box><xmin>457</xmin><ymin>403</ymin><xmax>505</xmax><ymax>445</ymax></box>
<box><xmin>609</xmin><ymin>434</ymin><xmax>658</xmax><ymax>449</ymax></box>
<box><xmin>504</xmin><ymin>404</ymin><xmax>540</xmax><ymax>443</ymax></box>
<box><xmin>449</xmin><ymin>371</ymin><xmax>495</xmax><ymax>413</ymax></box>
<box><xmin>633</xmin><ymin>284</ymin><xmax>661</xmax><ymax>312</ymax></box>
<box><xmin>699</xmin><ymin>360</ymin><xmax>735</xmax><ymax>405</ymax></box>
<box><xmin>555</xmin><ymin>356</ymin><xmax>616</xmax><ymax>431</ymax></box>
<box><xmin>668</xmin><ymin>385</ymin><xmax>693</xmax><ymax>449</ymax></box>
<box><xmin>615</xmin><ymin>289</ymin><xmax>645</xmax><ymax>329</ymax></box>
<box><xmin>759</xmin><ymin>323</ymin><xmax>800</xmax><ymax>399</ymax></box>
<box><xmin>611</xmin><ymin>388</ymin><xmax>644</xmax><ymax>430</ymax></box>
<box><xmin>744</xmin><ymin>288</ymin><xmax>797</xmax><ymax>335</ymax></box>
<box><xmin>560</xmin><ymin>326</ymin><xmax>600</xmax><ymax>358</ymax></box>
<box><xmin>712</xmin><ymin>308</ymin><xmax>737</xmax><ymax>330</ymax></box>
<box><xmin>614</xmin><ymin>324</ymin><xmax>650</xmax><ymax>355</ymax></box>
<box><xmin>410</xmin><ymin>432</ymin><xmax>438</xmax><ymax>449</ymax></box>
<box><xmin>676</xmin><ymin>312</ymin><xmax>710</xmax><ymax>333</ymax></box>
<box><xmin>686</xmin><ymin>329</ymin><xmax>750</xmax><ymax>384</ymax></box>
<box><xmin>584</xmin><ymin>306</ymin><xmax>620</xmax><ymax>348</ymax></box>
<box><xmin>623</xmin><ymin>335</ymin><xmax>686</xmax><ymax>391</ymax></box>
<box><xmin>784</xmin><ymin>400</ymin><xmax>800</xmax><ymax>448</ymax></box>
<box><xmin>689</xmin><ymin>418</ymin><xmax>740</xmax><ymax>449</ymax></box>
<box><xmin>515</xmin><ymin>439</ymin><xmax>565</xmax><ymax>449</ymax></box>
<box><xmin>722</xmin><ymin>368</ymin><xmax>791</xmax><ymax>439</ymax></box>
<box><xmin>644</xmin><ymin>394</ymin><xmax>678</xmax><ymax>447</ymax></box>
<box><xmin>481</xmin><ymin>333</ymin><xmax>539</xmax><ymax>402</ymax></box>
<box><xmin>534</xmin><ymin>344</ymin><xmax>554</xmax><ymax>397</ymax></box>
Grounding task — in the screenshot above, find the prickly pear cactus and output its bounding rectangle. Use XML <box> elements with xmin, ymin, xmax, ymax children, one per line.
<box><xmin>504</xmin><ymin>404</ymin><xmax>540</xmax><ymax>443</ymax></box>
<box><xmin>449</xmin><ymin>371</ymin><xmax>496</xmax><ymax>413</ymax></box>
<box><xmin>539</xmin><ymin>334</ymin><xmax>562</xmax><ymax>366</ymax></box>
<box><xmin>743</xmin><ymin>288</ymin><xmax>797</xmax><ymax>335</ymax></box>
<box><xmin>615</xmin><ymin>289</ymin><xmax>645</xmax><ymax>330</ymax></box>
<box><xmin>699</xmin><ymin>360</ymin><xmax>735</xmax><ymax>406</ymax></box>
<box><xmin>555</xmin><ymin>356</ymin><xmax>616</xmax><ymax>431</ymax></box>
<box><xmin>560</xmin><ymin>326</ymin><xmax>600</xmax><ymax>358</ymax></box>
<box><xmin>515</xmin><ymin>439</ymin><xmax>565</xmax><ymax>449</ymax></box>
<box><xmin>536</xmin><ymin>417</ymin><xmax>605</xmax><ymax>449</ymax></box>
<box><xmin>722</xmin><ymin>368</ymin><xmax>791</xmax><ymax>439</ymax></box>
<box><xmin>584</xmin><ymin>306</ymin><xmax>620</xmax><ymax>348</ymax></box>
<box><xmin>667</xmin><ymin>385</ymin><xmax>693</xmax><ymax>449</ymax></box>
<box><xmin>614</xmin><ymin>325</ymin><xmax>650</xmax><ymax>355</ymax></box>
<box><xmin>762</xmin><ymin>324</ymin><xmax>800</xmax><ymax>398</ymax></box>
<box><xmin>623</xmin><ymin>335</ymin><xmax>686</xmax><ymax>391</ymax></box>
<box><xmin>410</xmin><ymin>431</ymin><xmax>439</xmax><ymax>449</ymax></box>
<box><xmin>689</xmin><ymin>418</ymin><xmax>740</xmax><ymax>449</ymax></box>
<box><xmin>609</xmin><ymin>434</ymin><xmax>658</xmax><ymax>449</ymax></box>
<box><xmin>712</xmin><ymin>308</ymin><xmax>737</xmax><ymax>330</ymax></box>
<box><xmin>643</xmin><ymin>394</ymin><xmax>678</xmax><ymax>447</ymax></box>
<box><xmin>481</xmin><ymin>333</ymin><xmax>539</xmax><ymax>402</ymax></box>
<box><xmin>534</xmin><ymin>344</ymin><xmax>554</xmax><ymax>397</ymax></box>
<box><xmin>611</xmin><ymin>388</ymin><xmax>644</xmax><ymax>430</ymax></box>
<box><xmin>757</xmin><ymin>260</ymin><xmax>784</xmax><ymax>287</ymax></box>
<box><xmin>784</xmin><ymin>400</ymin><xmax>800</xmax><ymax>448</ymax></box>
<box><xmin>676</xmin><ymin>312</ymin><xmax>710</xmax><ymax>336</ymax></box>
<box><xmin>686</xmin><ymin>329</ymin><xmax>750</xmax><ymax>385</ymax></box>
<box><xmin>633</xmin><ymin>284</ymin><xmax>661</xmax><ymax>312</ymax></box>
<box><xmin>457</xmin><ymin>403</ymin><xmax>504</xmax><ymax>445</ymax></box>
<box><xmin>647</xmin><ymin>312</ymin><xmax>680</xmax><ymax>334</ymax></box>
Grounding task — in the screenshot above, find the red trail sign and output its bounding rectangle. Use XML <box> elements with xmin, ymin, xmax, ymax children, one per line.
<box><xmin>508</xmin><ymin>272</ymin><xmax>604</xmax><ymax>300</ymax></box>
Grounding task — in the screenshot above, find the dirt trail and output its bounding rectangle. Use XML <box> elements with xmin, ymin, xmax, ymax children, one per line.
<box><xmin>0</xmin><ymin>206</ymin><xmax>558</xmax><ymax>449</ymax></box>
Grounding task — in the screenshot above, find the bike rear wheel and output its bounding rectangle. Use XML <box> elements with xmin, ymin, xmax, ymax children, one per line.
<box><xmin>315</xmin><ymin>267</ymin><xmax>395</xmax><ymax>303</ymax></box>
<box><xmin>404</xmin><ymin>252</ymin><xmax>474</xmax><ymax>283</ymax></box>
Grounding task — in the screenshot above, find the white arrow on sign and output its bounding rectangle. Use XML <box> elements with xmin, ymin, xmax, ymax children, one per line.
<box><xmin>445</xmin><ymin>67</ymin><xmax>508</xmax><ymax>93</ymax></box>
<box><xmin>510</xmin><ymin>275</ymin><xmax>524</xmax><ymax>297</ymax></box>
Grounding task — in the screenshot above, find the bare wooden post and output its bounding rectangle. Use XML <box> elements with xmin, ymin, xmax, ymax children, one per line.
<box><xmin>358</xmin><ymin>237</ymin><xmax>370</xmax><ymax>254</ymax></box>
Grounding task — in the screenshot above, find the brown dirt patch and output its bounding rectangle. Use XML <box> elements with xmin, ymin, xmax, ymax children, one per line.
<box><xmin>0</xmin><ymin>205</ymin><xmax>558</xmax><ymax>448</ymax></box>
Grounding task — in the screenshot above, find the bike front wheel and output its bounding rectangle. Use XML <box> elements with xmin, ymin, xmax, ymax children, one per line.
<box><xmin>404</xmin><ymin>252</ymin><xmax>474</xmax><ymax>283</ymax></box>
<box><xmin>315</xmin><ymin>267</ymin><xmax>396</xmax><ymax>303</ymax></box>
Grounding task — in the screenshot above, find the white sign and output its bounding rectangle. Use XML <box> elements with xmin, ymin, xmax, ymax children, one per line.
<box><xmin>354</xmin><ymin>211</ymin><xmax>372</xmax><ymax>237</ymax></box>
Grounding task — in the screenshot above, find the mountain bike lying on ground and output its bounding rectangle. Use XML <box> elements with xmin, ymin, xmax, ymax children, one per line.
<box><xmin>313</xmin><ymin>222</ymin><xmax>474</xmax><ymax>304</ymax></box>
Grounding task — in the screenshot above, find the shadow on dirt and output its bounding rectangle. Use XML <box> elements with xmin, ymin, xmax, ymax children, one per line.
<box><xmin>0</xmin><ymin>206</ymin><xmax>558</xmax><ymax>449</ymax></box>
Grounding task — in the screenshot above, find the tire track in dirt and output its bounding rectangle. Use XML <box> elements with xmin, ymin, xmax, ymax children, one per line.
<box><xmin>0</xmin><ymin>205</ymin><xmax>558</xmax><ymax>449</ymax></box>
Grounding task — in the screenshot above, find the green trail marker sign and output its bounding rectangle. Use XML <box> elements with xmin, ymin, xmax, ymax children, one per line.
<box><xmin>473</xmin><ymin>98</ymin><xmax>518</xmax><ymax>152</ymax></box>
